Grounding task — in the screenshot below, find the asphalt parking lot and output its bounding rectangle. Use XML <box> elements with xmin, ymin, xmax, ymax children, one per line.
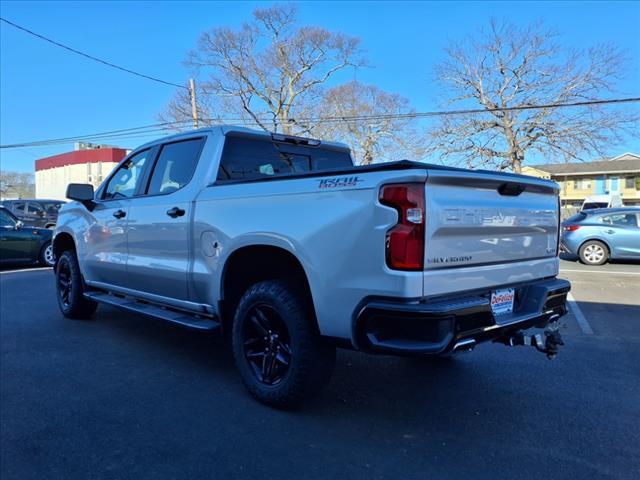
<box><xmin>1</xmin><ymin>259</ymin><xmax>639</xmax><ymax>480</ymax></box>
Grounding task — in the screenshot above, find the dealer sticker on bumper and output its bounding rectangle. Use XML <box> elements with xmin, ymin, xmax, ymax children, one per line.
<box><xmin>491</xmin><ymin>288</ymin><xmax>515</xmax><ymax>316</ymax></box>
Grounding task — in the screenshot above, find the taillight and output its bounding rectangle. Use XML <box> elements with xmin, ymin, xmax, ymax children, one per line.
<box><xmin>379</xmin><ymin>183</ymin><xmax>425</xmax><ymax>270</ymax></box>
<box><xmin>564</xmin><ymin>225</ymin><xmax>581</xmax><ymax>232</ymax></box>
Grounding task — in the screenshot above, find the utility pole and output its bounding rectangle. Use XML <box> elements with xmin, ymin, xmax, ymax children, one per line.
<box><xmin>189</xmin><ymin>78</ymin><xmax>199</xmax><ymax>129</ymax></box>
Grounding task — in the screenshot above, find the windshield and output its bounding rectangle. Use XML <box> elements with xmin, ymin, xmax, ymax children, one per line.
<box><xmin>582</xmin><ymin>202</ymin><xmax>608</xmax><ymax>210</ymax></box>
<box><xmin>0</xmin><ymin>208</ymin><xmax>17</xmax><ymax>227</ymax></box>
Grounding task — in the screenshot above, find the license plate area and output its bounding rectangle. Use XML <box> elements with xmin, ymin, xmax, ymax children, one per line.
<box><xmin>491</xmin><ymin>288</ymin><xmax>515</xmax><ymax>319</ymax></box>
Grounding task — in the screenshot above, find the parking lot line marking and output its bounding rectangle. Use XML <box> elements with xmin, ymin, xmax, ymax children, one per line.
<box><xmin>567</xmin><ymin>293</ymin><xmax>594</xmax><ymax>335</ymax></box>
<box><xmin>560</xmin><ymin>269</ymin><xmax>640</xmax><ymax>276</ymax></box>
<box><xmin>0</xmin><ymin>267</ymin><xmax>52</xmax><ymax>275</ymax></box>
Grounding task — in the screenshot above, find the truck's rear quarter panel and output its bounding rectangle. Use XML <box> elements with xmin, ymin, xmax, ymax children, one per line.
<box><xmin>191</xmin><ymin>169</ymin><xmax>428</xmax><ymax>340</ymax></box>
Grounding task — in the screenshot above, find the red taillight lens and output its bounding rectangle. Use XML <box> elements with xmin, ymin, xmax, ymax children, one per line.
<box><xmin>564</xmin><ymin>225</ymin><xmax>581</xmax><ymax>232</ymax></box>
<box><xmin>379</xmin><ymin>183</ymin><xmax>425</xmax><ymax>271</ymax></box>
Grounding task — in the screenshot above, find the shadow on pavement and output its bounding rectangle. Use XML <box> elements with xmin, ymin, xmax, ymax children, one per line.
<box><xmin>1</xmin><ymin>268</ymin><xmax>638</xmax><ymax>479</ymax></box>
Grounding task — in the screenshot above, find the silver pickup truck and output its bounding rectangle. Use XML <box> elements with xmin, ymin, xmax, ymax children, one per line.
<box><xmin>54</xmin><ymin>126</ymin><xmax>570</xmax><ymax>408</ymax></box>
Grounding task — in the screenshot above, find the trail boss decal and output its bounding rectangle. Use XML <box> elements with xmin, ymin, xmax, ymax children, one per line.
<box><xmin>427</xmin><ymin>255</ymin><xmax>473</xmax><ymax>265</ymax></box>
<box><xmin>317</xmin><ymin>176</ymin><xmax>363</xmax><ymax>189</ymax></box>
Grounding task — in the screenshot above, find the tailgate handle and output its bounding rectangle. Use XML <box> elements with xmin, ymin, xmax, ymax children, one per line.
<box><xmin>498</xmin><ymin>183</ymin><xmax>526</xmax><ymax>196</ymax></box>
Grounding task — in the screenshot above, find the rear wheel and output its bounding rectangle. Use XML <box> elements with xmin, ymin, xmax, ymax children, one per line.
<box><xmin>232</xmin><ymin>280</ymin><xmax>335</xmax><ymax>409</ymax></box>
<box><xmin>579</xmin><ymin>240</ymin><xmax>609</xmax><ymax>266</ymax></box>
<box><xmin>56</xmin><ymin>250</ymin><xmax>98</xmax><ymax>319</ymax></box>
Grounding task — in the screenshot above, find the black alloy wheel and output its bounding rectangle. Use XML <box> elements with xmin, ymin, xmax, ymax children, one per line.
<box><xmin>55</xmin><ymin>250</ymin><xmax>98</xmax><ymax>319</ymax></box>
<box><xmin>232</xmin><ymin>280</ymin><xmax>336</xmax><ymax>409</ymax></box>
<box><xmin>57</xmin><ymin>260</ymin><xmax>72</xmax><ymax>307</ymax></box>
<box><xmin>242</xmin><ymin>304</ymin><xmax>292</xmax><ymax>386</ymax></box>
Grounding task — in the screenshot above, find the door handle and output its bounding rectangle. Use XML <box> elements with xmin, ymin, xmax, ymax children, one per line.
<box><xmin>113</xmin><ymin>209</ymin><xmax>126</xmax><ymax>219</ymax></box>
<box><xmin>166</xmin><ymin>207</ymin><xmax>185</xmax><ymax>218</ymax></box>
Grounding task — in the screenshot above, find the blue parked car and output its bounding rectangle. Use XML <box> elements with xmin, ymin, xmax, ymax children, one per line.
<box><xmin>561</xmin><ymin>207</ymin><xmax>640</xmax><ymax>265</ymax></box>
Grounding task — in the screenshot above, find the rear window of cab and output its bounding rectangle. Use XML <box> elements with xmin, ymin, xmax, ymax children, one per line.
<box><xmin>217</xmin><ymin>136</ymin><xmax>353</xmax><ymax>181</ymax></box>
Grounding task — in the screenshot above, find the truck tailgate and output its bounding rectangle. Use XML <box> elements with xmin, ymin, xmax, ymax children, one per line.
<box><xmin>423</xmin><ymin>170</ymin><xmax>559</xmax><ymax>272</ymax></box>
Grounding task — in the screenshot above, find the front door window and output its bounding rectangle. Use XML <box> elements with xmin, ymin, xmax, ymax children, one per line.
<box><xmin>103</xmin><ymin>150</ymin><xmax>151</xmax><ymax>200</ymax></box>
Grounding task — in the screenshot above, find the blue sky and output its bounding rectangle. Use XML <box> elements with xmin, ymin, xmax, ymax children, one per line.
<box><xmin>1</xmin><ymin>0</ymin><xmax>639</xmax><ymax>173</ymax></box>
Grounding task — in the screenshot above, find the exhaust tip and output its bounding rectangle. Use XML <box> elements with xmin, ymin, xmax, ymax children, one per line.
<box><xmin>452</xmin><ymin>338</ymin><xmax>476</xmax><ymax>354</ymax></box>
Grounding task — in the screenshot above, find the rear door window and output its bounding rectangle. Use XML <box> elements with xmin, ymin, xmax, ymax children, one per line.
<box><xmin>600</xmin><ymin>214</ymin><xmax>638</xmax><ymax>227</ymax></box>
<box><xmin>147</xmin><ymin>138</ymin><xmax>203</xmax><ymax>195</ymax></box>
<box><xmin>218</xmin><ymin>136</ymin><xmax>353</xmax><ymax>181</ymax></box>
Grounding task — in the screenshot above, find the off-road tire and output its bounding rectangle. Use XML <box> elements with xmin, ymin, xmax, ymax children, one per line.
<box><xmin>232</xmin><ymin>280</ymin><xmax>335</xmax><ymax>409</ymax></box>
<box><xmin>579</xmin><ymin>240</ymin><xmax>609</xmax><ymax>266</ymax></box>
<box><xmin>56</xmin><ymin>250</ymin><xmax>98</xmax><ymax>319</ymax></box>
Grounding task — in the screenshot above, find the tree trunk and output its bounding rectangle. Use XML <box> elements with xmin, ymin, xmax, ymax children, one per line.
<box><xmin>511</xmin><ymin>151</ymin><xmax>522</xmax><ymax>173</ymax></box>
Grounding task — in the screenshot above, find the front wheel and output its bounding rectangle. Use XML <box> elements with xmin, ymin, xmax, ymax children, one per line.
<box><xmin>232</xmin><ymin>280</ymin><xmax>336</xmax><ymax>409</ymax></box>
<box><xmin>56</xmin><ymin>250</ymin><xmax>98</xmax><ymax>319</ymax></box>
<box><xmin>579</xmin><ymin>240</ymin><xmax>609</xmax><ymax>266</ymax></box>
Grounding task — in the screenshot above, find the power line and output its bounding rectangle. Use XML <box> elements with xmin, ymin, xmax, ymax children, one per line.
<box><xmin>290</xmin><ymin>97</ymin><xmax>640</xmax><ymax>123</ymax></box>
<box><xmin>2</xmin><ymin>97</ymin><xmax>638</xmax><ymax>149</ymax></box>
<box><xmin>1</xmin><ymin>121</ymin><xmax>193</xmax><ymax>148</ymax></box>
<box><xmin>0</xmin><ymin>17</ymin><xmax>188</xmax><ymax>90</ymax></box>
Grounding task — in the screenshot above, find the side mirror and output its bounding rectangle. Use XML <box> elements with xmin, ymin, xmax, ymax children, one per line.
<box><xmin>66</xmin><ymin>183</ymin><xmax>95</xmax><ymax>210</ymax></box>
<box><xmin>15</xmin><ymin>220</ymin><xmax>23</xmax><ymax>230</ymax></box>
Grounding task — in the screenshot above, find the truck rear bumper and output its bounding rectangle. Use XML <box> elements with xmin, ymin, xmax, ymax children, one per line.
<box><xmin>353</xmin><ymin>277</ymin><xmax>570</xmax><ymax>355</ymax></box>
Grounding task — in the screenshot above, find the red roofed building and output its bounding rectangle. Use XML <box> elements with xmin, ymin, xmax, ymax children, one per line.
<box><xmin>35</xmin><ymin>145</ymin><xmax>128</xmax><ymax>200</ymax></box>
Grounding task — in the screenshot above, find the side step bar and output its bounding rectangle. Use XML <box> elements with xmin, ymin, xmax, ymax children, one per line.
<box><xmin>84</xmin><ymin>291</ymin><xmax>221</xmax><ymax>331</ymax></box>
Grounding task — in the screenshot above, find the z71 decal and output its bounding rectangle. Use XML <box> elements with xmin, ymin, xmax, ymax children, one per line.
<box><xmin>317</xmin><ymin>177</ymin><xmax>363</xmax><ymax>189</ymax></box>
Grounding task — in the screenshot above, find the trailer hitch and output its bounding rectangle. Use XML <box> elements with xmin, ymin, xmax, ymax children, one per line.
<box><xmin>498</xmin><ymin>320</ymin><xmax>565</xmax><ymax>359</ymax></box>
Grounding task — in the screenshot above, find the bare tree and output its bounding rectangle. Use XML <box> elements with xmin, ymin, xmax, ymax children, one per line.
<box><xmin>315</xmin><ymin>81</ymin><xmax>420</xmax><ymax>165</ymax></box>
<box><xmin>428</xmin><ymin>20</ymin><xmax>639</xmax><ymax>172</ymax></box>
<box><xmin>160</xmin><ymin>3</ymin><xmax>364</xmax><ymax>133</ymax></box>
<box><xmin>0</xmin><ymin>171</ymin><xmax>35</xmax><ymax>198</ymax></box>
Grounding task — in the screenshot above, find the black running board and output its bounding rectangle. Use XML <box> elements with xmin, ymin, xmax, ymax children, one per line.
<box><xmin>84</xmin><ymin>291</ymin><xmax>221</xmax><ymax>331</ymax></box>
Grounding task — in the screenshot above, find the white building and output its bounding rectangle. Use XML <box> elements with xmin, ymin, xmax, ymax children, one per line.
<box><xmin>35</xmin><ymin>145</ymin><xmax>128</xmax><ymax>200</ymax></box>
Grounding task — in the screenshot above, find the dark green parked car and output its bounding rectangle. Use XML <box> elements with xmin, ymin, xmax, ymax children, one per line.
<box><xmin>0</xmin><ymin>206</ymin><xmax>54</xmax><ymax>267</ymax></box>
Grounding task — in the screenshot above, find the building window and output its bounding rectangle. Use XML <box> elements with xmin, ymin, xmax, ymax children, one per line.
<box><xmin>625</xmin><ymin>176</ymin><xmax>637</xmax><ymax>190</ymax></box>
<box><xmin>573</xmin><ymin>178</ymin><xmax>592</xmax><ymax>189</ymax></box>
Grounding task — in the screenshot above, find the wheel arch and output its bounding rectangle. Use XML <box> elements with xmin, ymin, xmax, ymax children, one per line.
<box><xmin>52</xmin><ymin>232</ymin><xmax>76</xmax><ymax>266</ymax></box>
<box><xmin>219</xmin><ymin>245</ymin><xmax>318</xmax><ymax>334</ymax></box>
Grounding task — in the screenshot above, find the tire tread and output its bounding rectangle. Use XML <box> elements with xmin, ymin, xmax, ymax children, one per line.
<box><xmin>232</xmin><ymin>280</ymin><xmax>335</xmax><ymax>409</ymax></box>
